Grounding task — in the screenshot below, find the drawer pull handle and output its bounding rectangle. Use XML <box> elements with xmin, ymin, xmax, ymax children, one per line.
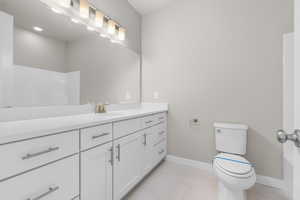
<box><xmin>145</xmin><ymin>120</ymin><xmax>153</xmax><ymax>124</ymax></box>
<box><xmin>159</xmin><ymin>131</ymin><xmax>165</xmax><ymax>135</ymax></box>
<box><xmin>159</xmin><ymin>150</ymin><xmax>165</xmax><ymax>155</ymax></box>
<box><xmin>22</xmin><ymin>147</ymin><xmax>60</xmax><ymax>160</ymax></box>
<box><xmin>26</xmin><ymin>186</ymin><xmax>59</xmax><ymax>200</ymax></box>
<box><xmin>92</xmin><ymin>132</ymin><xmax>110</xmax><ymax>140</ymax></box>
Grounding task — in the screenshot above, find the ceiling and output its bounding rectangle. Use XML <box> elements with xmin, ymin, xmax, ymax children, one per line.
<box><xmin>128</xmin><ymin>0</ymin><xmax>174</xmax><ymax>15</ymax></box>
<box><xmin>0</xmin><ymin>0</ymin><xmax>92</xmax><ymax>41</ymax></box>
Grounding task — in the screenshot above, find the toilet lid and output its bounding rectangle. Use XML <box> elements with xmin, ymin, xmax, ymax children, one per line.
<box><xmin>214</xmin><ymin>153</ymin><xmax>252</xmax><ymax>175</ymax></box>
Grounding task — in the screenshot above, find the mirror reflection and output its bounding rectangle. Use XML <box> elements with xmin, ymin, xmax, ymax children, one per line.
<box><xmin>0</xmin><ymin>0</ymin><xmax>140</xmax><ymax>107</ymax></box>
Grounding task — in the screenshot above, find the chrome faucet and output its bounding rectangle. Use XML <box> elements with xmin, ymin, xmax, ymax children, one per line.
<box><xmin>95</xmin><ymin>103</ymin><xmax>109</xmax><ymax>113</ymax></box>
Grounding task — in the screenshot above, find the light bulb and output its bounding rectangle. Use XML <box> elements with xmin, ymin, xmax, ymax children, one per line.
<box><xmin>95</xmin><ymin>11</ymin><xmax>104</xmax><ymax>28</ymax></box>
<box><xmin>118</xmin><ymin>27</ymin><xmax>126</xmax><ymax>41</ymax></box>
<box><xmin>80</xmin><ymin>0</ymin><xmax>89</xmax><ymax>19</ymax></box>
<box><xmin>107</xmin><ymin>20</ymin><xmax>116</xmax><ymax>35</ymax></box>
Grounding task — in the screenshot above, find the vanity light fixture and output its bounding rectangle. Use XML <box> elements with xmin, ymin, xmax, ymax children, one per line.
<box><xmin>79</xmin><ymin>0</ymin><xmax>89</xmax><ymax>19</ymax></box>
<box><xmin>40</xmin><ymin>0</ymin><xmax>127</xmax><ymax>44</ymax></box>
<box><xmin>33</xmin><ymin>26</ymin><xmax>43</xmax><ymax>32</ymax></box>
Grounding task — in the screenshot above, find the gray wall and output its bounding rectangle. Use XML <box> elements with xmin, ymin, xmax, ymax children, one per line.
<box><xmin>14</xmin><ymin>26</ymin><xmax>67</xmax><ymax>72</ymax></box>
<box><xmin>142</xmin><ymin>0</ymin><xmax>293</xmax><ymax>178</ymax></box>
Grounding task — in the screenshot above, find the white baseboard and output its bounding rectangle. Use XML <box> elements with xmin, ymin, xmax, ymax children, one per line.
<box><xmin>166</xmin><ymin>155</ymin><xmax>213</xmax><ymax>172</ymax></box>
<box><xmin>166</xmin><ymin>155</ymin><xmax>285</xmax><ymax>190</ymax></box>
<box><xmin>256</xmin><ymin>175</ymin><xmax>286</xmax><ymax>190</ymax></box>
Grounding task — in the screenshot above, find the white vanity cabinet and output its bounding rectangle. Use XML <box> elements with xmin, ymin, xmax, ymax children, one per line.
<box><xmin>81</xmin><ymin>142</ymin><xmax>113</xmax><ymax>200</ymax></box>
<box><xmin>113</xmin><ymin>112</ymin><xmax>168</xmax><ymax>200</ymax></box>
<box><xmin>0</xmin><ymin>110</ymin><xmax>167</xmax><ymax>200</ymax></box>
<box><xmin>113</xmin><ymin>132</ymin><xmax>144</xmax><ymax>200</ymax></box>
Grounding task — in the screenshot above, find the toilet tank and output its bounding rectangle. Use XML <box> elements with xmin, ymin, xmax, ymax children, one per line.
<box><xmin>214</xmin><ymin>122</ymin><xmax>248</xmax><ymax>155</ymax></box>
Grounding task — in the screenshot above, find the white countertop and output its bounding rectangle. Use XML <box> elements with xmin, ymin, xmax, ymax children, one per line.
<box><xmin>0</xmin><ymin>105</ymin><xmax>168</xmax><ymax>145</ymax></box>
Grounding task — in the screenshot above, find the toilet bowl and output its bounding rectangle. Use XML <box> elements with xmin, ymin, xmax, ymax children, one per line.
<box><xmin>213</xmin><ymin>153</ymin><xmax>256</xmax><ymax>200</ymax></box>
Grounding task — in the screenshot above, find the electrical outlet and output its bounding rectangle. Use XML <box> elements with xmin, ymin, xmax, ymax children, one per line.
<box><xmin>190</xmin><ymin>118</ymin><xmax>201</xmax><ymax>126</ymax></box>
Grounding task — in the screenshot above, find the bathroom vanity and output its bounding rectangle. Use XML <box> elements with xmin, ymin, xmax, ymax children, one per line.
<box><xmin>0</xmin><ymin>1</ymin><xmax>166</xmax><ymax>199</ymax></box>
<box><xmin>0</xmin><ymin>106</ymin><xmax>168</xmax><ymax>200</ymax></box>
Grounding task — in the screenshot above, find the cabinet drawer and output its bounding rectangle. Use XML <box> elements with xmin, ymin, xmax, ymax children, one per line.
<box><xmin>155</xmin><ymin>113</ymin><xmax>167</xmax><ymax>124</ymax></box>
<box><xmin>81</xmin><ymin>124</ymin><xmax>113</xmax><ymax>150</ymax></box>
<box><xmin>154</xmin><ymin>138</ymin><xmax>167</xmax><ymax>164</ymax></box>
<box><xmin>155</xmin><ymin>123</ymin><xmax>167</xmax><ymax>142</ymax></box>
<box><xmin>113</xmin><ymin>118</ymin><xmax>141</xmax><ymax>139</ymax></box>
<box><xmin>0</xmin><ymin>130</ymin><xmax>79</xmax><ymax>181</ymax></box>
<box><xmin>141</xmin><ymin>113</ymin><xmax>167</xmax><ymax>129</ymax></box>
<box><xmin>0</xmin><ymin>155</ymin><xmax>79</xmax><ymax>200</ymax></box>
<box><xmin>141</xmin><ymin>115</ymin><xmax>157</xmax><ymax>128</ymax></box>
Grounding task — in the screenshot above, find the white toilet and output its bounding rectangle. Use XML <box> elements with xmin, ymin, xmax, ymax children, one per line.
<box><xmin>213</xmin><ymin>123</ymin><xmax>256</xmax><ymax>200</ymax></box>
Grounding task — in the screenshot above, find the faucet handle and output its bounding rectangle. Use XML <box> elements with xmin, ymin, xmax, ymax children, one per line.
<box><xmin>95</xmin><ymin>103</ymin><xmax>108</xmax><ymax>113</ymax></box>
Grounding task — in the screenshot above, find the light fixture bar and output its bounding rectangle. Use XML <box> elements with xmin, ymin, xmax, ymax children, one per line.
<box><xmin>39</xmin><ymin>0</ymin><xmax>126</xmax><ymax>44</ymax></box>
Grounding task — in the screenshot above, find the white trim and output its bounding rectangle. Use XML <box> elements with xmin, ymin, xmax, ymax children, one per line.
<box><xmin>256</xmin><ymin>175</ymin><xmax>286</xmax><ymax>190</ymax></box>
<box><xmin>166</xmin><ymin>155</ymin><xmax>213</xmax><ymax>172</ymax></box>
<box><xmin>166</xmin><ymin>155</ymin><xmax>285</xmax><ymax>190</ymax></box>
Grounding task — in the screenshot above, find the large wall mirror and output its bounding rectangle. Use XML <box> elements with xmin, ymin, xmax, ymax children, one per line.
<box><xmin>0</xmin><ymin>0</ymin><xmax>141</xmax><ymax>107</ymax></box>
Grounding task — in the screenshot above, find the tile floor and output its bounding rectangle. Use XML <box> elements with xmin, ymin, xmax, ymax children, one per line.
<box><xmin>124</xmin><ymin>160</ymin><xmax>288</xmax><ymax>200</ymax></box>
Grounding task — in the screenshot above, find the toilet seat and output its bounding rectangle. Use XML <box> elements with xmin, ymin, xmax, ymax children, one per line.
<box><xmin>214</xmin><ymin>153</ymin><xmax>254</xmax><ymax>178</ymax></box>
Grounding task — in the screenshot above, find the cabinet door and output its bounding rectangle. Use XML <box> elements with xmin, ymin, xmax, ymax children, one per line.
<box><xmin>141</xmin><ymin>128</ymin><xmax>157</xmax><ymax>176</ymax></box>
<box><xmin>81</xmin><ymin>142</ymin><xmax>113</xmax><ymax>200</ymax></box>
<box><xmin>114</xmin><ymin>132</ymin><xmax>143</xmax><ymax>200</ymax></box>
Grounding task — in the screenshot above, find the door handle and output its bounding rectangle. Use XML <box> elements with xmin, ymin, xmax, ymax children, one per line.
<box><xmin>143</xmin><ymin>134</ymin><xmax>147</xmax><ymax>146</ymax></box>
<box><xmin>277</xmin><ymin>129</ymin><xmax>300</xmax><ymax>147</ymax></box>
<box><xmin>116</xmin><ymin>144</ymin><xmax>121</xmax><ymax>162</ymax></box>
<box><xmin>109</xmin><ymin>147</ymin><xmax>113</xmax><ymax>166</ymax></box>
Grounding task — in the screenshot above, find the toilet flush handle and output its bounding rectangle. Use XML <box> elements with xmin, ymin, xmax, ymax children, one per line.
<box><xmin>277</xmin><ymin>129</ymin><xmax>300</xmax><ymax>148</ymax></box>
